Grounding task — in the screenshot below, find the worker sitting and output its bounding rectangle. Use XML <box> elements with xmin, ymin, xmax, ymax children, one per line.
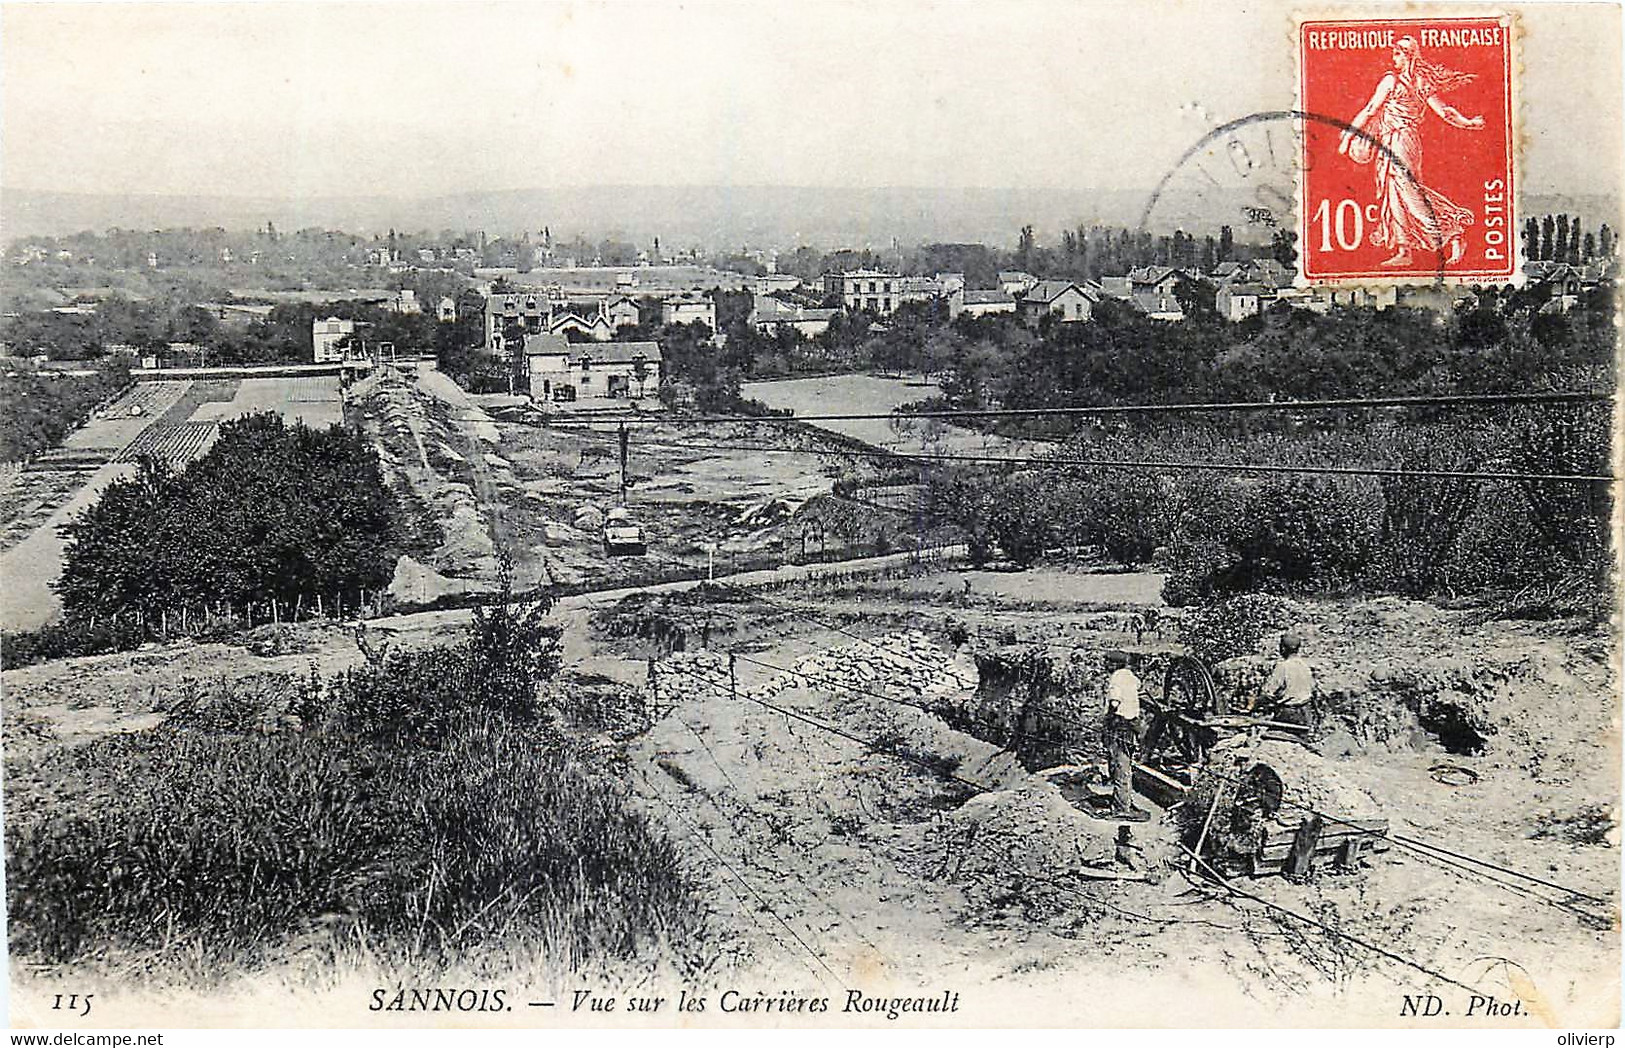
<box><xmin>1253</xmin><ymin>629</ymin><xmax>1316</xmax><ymax>730</ymax></box>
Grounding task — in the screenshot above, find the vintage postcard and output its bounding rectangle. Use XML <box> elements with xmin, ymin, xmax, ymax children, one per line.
<box><xmin>0</xmin><ymin>0</ymin><xmax>1619</xmax><ymax>1037</ymax></box>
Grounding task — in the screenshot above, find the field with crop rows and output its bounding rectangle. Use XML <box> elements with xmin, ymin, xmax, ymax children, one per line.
<box><xmin>119</xmin><ymin>422</ymin><xmax>219</xmax><ymax>468</ymax></box>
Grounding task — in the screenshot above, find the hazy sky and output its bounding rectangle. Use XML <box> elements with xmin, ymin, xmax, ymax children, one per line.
<box><xmin>2</xmin><ymin>1</ymin><xmax>1620</xmax><ymax>199</ymax></box>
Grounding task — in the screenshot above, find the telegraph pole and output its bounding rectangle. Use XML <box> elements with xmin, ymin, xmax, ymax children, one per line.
<box><xmin>618</xmin><ymin>421</ymin><xmax>629</xmax><ymax>505</ymax></box>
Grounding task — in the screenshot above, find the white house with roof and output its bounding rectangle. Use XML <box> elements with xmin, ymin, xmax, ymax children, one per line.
<box><xmin>749</xmin><ymin>295</ymin><xmax>838</xmax><ymax>337</ymax></box>
<box><xmin>1215</xmin><ymin>283</ymin><xmax>1268</xmax><ymax>321</ymax></box>
<box><xmin>485</xmin><ymin>290</ymin><xmax>636</xmax><ymax>356</ymax></box>
<box><xmin>824</xmin><ymin>269</ymin><xmax>904</xmax><ymax>314</ymax></box>
<box><xmin>312</xmin><ymin>317</ymin><xmax>356</xmax><ymax>363</ymax></box>
<box><xmin>1016</xmin><ymin>280</ymin><xmax>1100</xmax><ymax>327</ymax></box>
<box><xmin>955</xmin><ymin>288</ymin><xmax>1017</xmax><ymax>318</ymax></box>
<box><xmin>519</xmin><ymin>334</ymin><xmax>663</xmax><ymax>401</ymax></box>
<box><xmin>606</xmin><ymin>295</ymin><xmax>642</xmax><ymax>331</ymax></box>
<box><xmin>998</xmin><ymin>271</ymin><xmax>1040</xmax><ymax>297</ymax></box>
<box><xmin>1125</xmin><ymin>266</ymin><xmax>1193</xmax><ymax>319</ymax></box>
<box><xmin>661</xmin><ymin>293</ymin><xmax>715</xmax><ymax>331</ymax></box>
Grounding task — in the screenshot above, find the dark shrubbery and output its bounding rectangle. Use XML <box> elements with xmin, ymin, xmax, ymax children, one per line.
<box><xmin>0</xmin><ymin>366</ymin><xmax>131</xmax><ymax>462</ymax></box>
<box><xmin>58</xmin><ymin>412</ymin><xmax>402</xmax><ymax>617</ymax></box>
<box><xmin>1179</xmin><ymin>593</ymin><xmax>1293</xmax><ymax>664</ymax></box>
<box><xmin>926</xmin><ymin>407</ymin><xmax>1608</xmax><ymax>609</ymax></box>
<box><xmin>1</xmin><ymin>616</ymin><xmax>149</xmax><ymax>670</ymax></box>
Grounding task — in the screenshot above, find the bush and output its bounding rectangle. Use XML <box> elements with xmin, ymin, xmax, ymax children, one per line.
<box><xmin>988</xmin><ymin>475</ymin><xmax>1053</xmax><ymax>566</ymax></box>
<box><xmin>1234</xmin><ymin>476</ymin><xmax>1380</xmax><ymax>590</ymax></box>
<box><xmin>1506</xmin><ymin>404</ymin><xmax>1611</xmax><ymax>567</ymax></box>
<box><xmin>317</xmin><ymin>579</ymin><xmax>561</xmax><ymax>745</ymax></box>
<box><xmin>58</xmin><ymin>413</ymin><xmax>403</xmax><ymax>617</ymax></box>
<box><xmin>3</xmin><ymin>598</ymin><xmax>695</xmax><ymax>976</ymax></box>
<box><xmin>1</xmin><ymin>616</ymin><xmax>148</xmax><ymax>670</ymax></box>
<box><xmin>6</xmin><ymin>715</ymin><xmax>705</xmax><ymax>970</ymax></box>
<box><xmin>1088</xmin><ymin>472</ymin><xmax>1167</xmax><ymax>566</ymax></box>
<box><xmin>1161</xmin><ymin>536</ymin><xmax>1237</xmax><ymax>607</ymax></box>
<box><xmin>1178</xmin><ymin>593</ymin><xmax>1292</xmax><ymax>664</ymax></box>
<box><xmin>1375</xmin><ymin>428</ymin><xmax>1484</xmax><ymax>596</ymax></box>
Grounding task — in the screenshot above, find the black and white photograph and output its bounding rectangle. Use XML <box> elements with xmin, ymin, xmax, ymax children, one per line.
<box><xmin>0</xmin><ymin>0</ymin><xmax>1619</xmax><ymax>1034</ymax></box>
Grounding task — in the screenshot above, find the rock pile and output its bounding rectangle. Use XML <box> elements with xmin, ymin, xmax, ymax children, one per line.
<box><xmin>648</xmin><ymin>630</ymin><xmax>978</xmax><ymax>712</ymax></box>
<box><xmin>789</xmin><ymin>630</ymin><xmax>976</xmax><ymax>705</ymax></box>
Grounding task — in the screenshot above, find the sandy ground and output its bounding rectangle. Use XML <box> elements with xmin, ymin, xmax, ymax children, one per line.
<box><xmin>4</xmin><ymin>562</ymin><xmax>1613</xmax><ymax>1027</ymax></box>
<box><xmin>609</xmin><ymin>587</ymin><xmax>1618</xmax><ymax>1026</ymax></box>
<box><xmin>0</xmin><ymin>462</ymin><xmax>139</xmax><ymax>631</ymax></box>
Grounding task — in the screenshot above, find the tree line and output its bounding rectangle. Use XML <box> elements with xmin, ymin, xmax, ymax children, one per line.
<box><xmin>1521</xmin><ymin>214</ymin><xmax>1615</xmax><ymax>265</ymax></box>
<box><xmin>2</xmin><ymin>295</ymin><xmax>466</xmax><ymax>366</ymax></box>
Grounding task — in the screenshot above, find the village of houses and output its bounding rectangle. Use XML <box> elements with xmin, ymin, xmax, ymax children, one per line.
<box><xmin>305</xmin><ymin>251</ymin><xmax>1613</xmax><ymax>403</ymax></box>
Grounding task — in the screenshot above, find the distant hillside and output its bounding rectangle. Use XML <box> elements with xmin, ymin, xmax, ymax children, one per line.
<box><xmin>2</xmin><ymin>185</ymin><xmax>1616</xmax><ymax>251</ymax></box>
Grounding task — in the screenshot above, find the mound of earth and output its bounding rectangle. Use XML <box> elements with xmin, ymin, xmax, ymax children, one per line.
<box><xmin>387</xmin><ymin>555</ymin><xmax>485</xmax><ymax>605</ymax></box>
<box><xmin>1239</xmin><ymin>738</ymin><xmax>1386</xmax><ymax>821</ymax></box>
<box><xmin>930</xmin><ymin>778</ymin><xmax>1176</xmax><ymax>920</ymax></box>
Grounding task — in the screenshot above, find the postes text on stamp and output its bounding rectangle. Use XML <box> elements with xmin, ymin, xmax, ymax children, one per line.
<box><xmin>1298</xmin><ymin>14</ymin><xmax>1516</xmax><ymax>282</ymax></box>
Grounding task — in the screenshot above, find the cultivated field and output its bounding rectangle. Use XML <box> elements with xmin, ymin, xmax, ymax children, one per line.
<box><xmin>1</xmin><ymin>375</ymin><xmax>346</xmax><ymax>628</ymax></box>
<box><xmin>189</xmin><ymin>375</ymin><xmax>342</xmax><ymax>428</ymax></box>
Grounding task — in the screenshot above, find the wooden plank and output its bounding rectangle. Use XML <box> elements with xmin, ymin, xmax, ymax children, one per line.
<box><xmin>1262</xmin><ymin>820</ymin><xmax>1387</xmax><ymax>846</ymax></box>
<box><xmin>1132</xmin><ymin>763</ymin><xmax>1189</xmax><ymax>807</ymax></box>
<box><xmin>1285</xmin><ymin>816</ymin><xmax>1324</xmax><ymax>880</ymax></box>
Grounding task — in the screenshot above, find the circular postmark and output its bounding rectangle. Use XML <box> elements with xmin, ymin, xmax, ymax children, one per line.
<box><xmin>1141</xmin><ymin>109</ymin><xmax>1449</xmax><ymax>288</ymax></box>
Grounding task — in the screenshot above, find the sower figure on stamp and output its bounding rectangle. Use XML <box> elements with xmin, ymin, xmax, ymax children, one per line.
<box><xmin>1339</xmin><ymin>35</ymin><xmax>1484</xmax><ymax>267</ymax></box>
<box><xmin>1101</xmin><ymin>649</ymin><xmax>1150</xmax><ymax>823</ymax></box>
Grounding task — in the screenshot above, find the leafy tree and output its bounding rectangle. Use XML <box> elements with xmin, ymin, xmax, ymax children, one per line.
<box><xmin>1270</xmin><ymin>229</ymin><xmax>1298</xmax><ymax>269</ymax></box>
<box><xmin>1457</xmin><ymin>304</ymin><xmax>1507</xmax><ymax>349</ymax></box>
<box><xmin>58</xmin><ymin>413</ymin><xmax>402</xmax><ymax>616</ymax></box>
<box><xmin>1173</xmin><ymin>276</ymin><xmax>1220</xmax><ymax>321</ymax></box>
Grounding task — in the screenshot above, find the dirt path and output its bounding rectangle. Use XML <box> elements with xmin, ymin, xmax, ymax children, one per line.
<box><xmin>362</xmin><ymin>546</ymin><xmax>973</xmax><ymax>667</ymax></box>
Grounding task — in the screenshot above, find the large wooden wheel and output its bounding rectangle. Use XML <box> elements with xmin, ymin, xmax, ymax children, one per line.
<box><xmin>1143</xmin><ymin>656</ymin><xmax>1228</xmax><ymax>766</ymax></box>
<box><xmin>1164</xmin><ymin>655</ymin><xmax>1227</xmax><ymax>717</ymax></box>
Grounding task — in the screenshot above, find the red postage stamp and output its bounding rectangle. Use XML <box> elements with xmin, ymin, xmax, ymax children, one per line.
<box><xmin>1298</xmin><ymin>14</ymin><xmax>1516</xmax><ymax>282</ymax></box>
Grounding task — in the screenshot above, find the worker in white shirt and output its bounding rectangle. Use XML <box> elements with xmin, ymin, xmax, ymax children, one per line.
<box><xmin>1101</xmin><ymin>649</ymin><xmax>1150</xmax><ymax>822</ymax></box>
<box><xmin>1254</xmin><ymin>629</ymin><xmax>1316</xmax><ymax>728</ymax></box>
